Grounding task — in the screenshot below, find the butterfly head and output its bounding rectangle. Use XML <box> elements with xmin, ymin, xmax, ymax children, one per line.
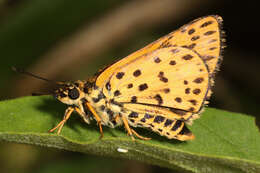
<box><xmin>53</xmin><ymin>80</ymin><xmax>85</xmax><ymax>106</ymax></box>
<box><xmin>12</xmin><ymin>67</ymin><xmax>87</xmax><ymax>106</ymax></box>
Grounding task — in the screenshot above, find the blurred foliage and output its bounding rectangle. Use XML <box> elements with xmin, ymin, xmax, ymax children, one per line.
<box><xmin>0</xmin><ymin>0</ymin><xmax>259</xmax><ymax>173</ymax></box>
<box><xmin>0</xmin><ymin>0</ymin><xmax>118</xmax><ymax>96</ymax></box>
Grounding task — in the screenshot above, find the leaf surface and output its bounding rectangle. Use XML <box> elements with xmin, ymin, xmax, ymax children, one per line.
<box><xmin>0</xmin><ymin>96</ymin><xmax>260</xmax><ymax>173</ymax></box>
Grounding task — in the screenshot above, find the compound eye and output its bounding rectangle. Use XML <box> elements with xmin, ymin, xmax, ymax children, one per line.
<box><xmin>68</xmin><ymin>88</ymin><xmax>79</xmax><ymax>100</ymax></box>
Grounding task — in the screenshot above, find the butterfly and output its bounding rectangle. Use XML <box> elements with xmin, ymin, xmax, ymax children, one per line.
<box><xmin>14</xmin><ymin>15</ymin><xmax>224</xmax><ymax>141</ymax></box>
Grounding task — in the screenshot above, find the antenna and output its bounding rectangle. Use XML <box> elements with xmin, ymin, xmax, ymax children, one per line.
<box><xmin>31</xmin><ymin>92</ymin><xmax>47</xmax><ymax>96</ymax></box>
<box><xmin>12</xmin><ymin>66</ymin><xmax>55</xmax><ymax>83</ymax></box>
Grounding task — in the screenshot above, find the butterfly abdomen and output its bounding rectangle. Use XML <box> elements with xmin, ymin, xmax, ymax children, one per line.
<box><xmin>125</xmin><ymin>111</ymin><xmax>194</xmax><ymax>140</ymax></box>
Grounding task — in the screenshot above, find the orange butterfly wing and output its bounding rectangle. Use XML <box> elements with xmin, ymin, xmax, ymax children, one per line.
<box><xmin>89</xmin><ymin>16</ymin><xmax>224</xmax><ymax>140</ymax></box>
<box><xmin>103</xmin><ymin>47</ymin><xmax>209</xmax><ymax>113</ymax></box>
<box><xmin>95</xmin><ymin>15</ymin><xmax>223</xmax><ymax>88</ymax></box>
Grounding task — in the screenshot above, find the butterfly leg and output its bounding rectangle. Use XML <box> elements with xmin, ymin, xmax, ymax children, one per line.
<box><xmin>121</xmin><ymin>116</ymin><xmax>151</xmax><ymax>141</ymax></box>
<box><xmin>85</xmin><ymin>102</ymin><xmax>104</xmax><ymax>139</ymax></box>
<box><xmin>49</xmin><ymin>106</ymin><xmax>74</xmax><ymax>134</ymax></box>
<box><xmin>122</xmin><ymin>115</ymin><xmax>135</xmax><ymax>141</ymax></box>
<box><xmin>131</xmin><ymin>129</ymin><xmax>151</xmax><ymax>140</ymax></box>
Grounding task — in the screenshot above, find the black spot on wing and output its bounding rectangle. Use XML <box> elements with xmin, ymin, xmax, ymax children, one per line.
<box><xmin>193</xmin><ymin>88</ymin><xmax>201</xmax><ymax>95</ymax></box>
<box><xmin>175</xmin><ymin>97</ymin><xmax>182</xmax><ymax>103</ymax></box>
<box><xmin>154</xmin><ymin>57</ymin><xmax>161</xmax><ymax>63</ymax></box>
<box><xmin>131</xmin><ymin>96</ymin><xmax>137</xmax><ymax>103</ymax></box>
<box><xmin>169</xmin><ymin>60</ymin><xmax>176</xmax><ymax>65</ymax></box>
<box><xmin>185</xmin><ymin>88</ymin><xmax>190</xmax><ymax>94</ymax></box>
<box><xmin>163</xmin><ymin>88</ymin><xmax>170</xmax><ymax>93</ymax></box>
<box><xmin>144</xmin><ymin>113</ymin><xmax>154</xmax><ymax>119</ymax></box>
<box><xmin>193</xmin><ymin>77</ymin><xmax>204</xmax><ymax>83</ymax></box>
<box><xmin>204</xmin><ymin>31</ymin><xmax>216</xmax><ymax>36</ymax></box>
<box><xmin>171</xmin><ymin>120</ymin><xmax>182</xmax><ymax>131</ymax></box>
<box><xmin>105</xmin><ymin>82</ymin><xmax>111</xmax><ymax>91</ymax></box>
<box><xmin>200</xmin><ymin>21</ymin><xmax>213</xmax><ymax>28</ymax></box>
<box><xmin>153</xmin><ymin>115</ymin><xmax>165</xmax><ymax>123</ymax></box>
<box><xmin>188</xmin><ymin>28</ymin><xmax>195</xmax><ymax>35</ymax></box>
<box><xmin>140</xmin><ymin>118</ymin><xmax>146</xmax><ymax>123</ymax></box>
<box><xmin>154</xmin><ymin>94</ymin><xmax>163</xmax><ymax>105</ymax></box>
<box><xmin>203</xmin><ymin>55</ymin><xmax>216</xmax><ymax>61</ymax></box>
<box><xmin>139</xmin><ymin>83</ymin><xmax>148</xmax><ymax>91</ymax></box>
<box><xmin>209</xmin><ymin>47</ymin><xmax>217</xmax><ymax>50</ymax></box>
<box><xmin>130</xmin><ymin>119</ymin><xmax>135</xmax><ymax>123</ymax></box>
<box><xmin>133</xmin><ymin>69</ymin><xmax>141</xmax><ymax>77</ymax></box>
<box><xmin>191</xmin><ymin>35</ymin><xmax>200</xmax><ymax>41</ymax></box>
<box><xmin>183</xmin><ymin>43</ymin><xmax>196</xmax><ymax>49</ymax></box>
<box><xmin>114</xmin><ymin>90</ymin><xmax>121</xmax><ymax>96</ymax></box>
<box><xmin>182</xmin><ymin>54</ymin><xmax>193</xmax><ymax>60</ymax></box>
<box><xmin>169</xmin><ymin>108</ymin><xmax>187</xmax><ymax>116</ymax></box>
<box><xmin>158</xmin><ymin>71</ymin><xmax>168</xmax><ymax>83</ymax></box>
<box><xmin>128</xmin><ymin>112</ymin><xmax>139</xmax><ymax>118</ymax></box>
<box><xmin>116</xmin><ymin>72</ymin><xmax>125</xmax><ymax>79</ymax></box>
<box><xmin>164</xmin><ymin>119</ymin><xmax>174</xmax><ymax>127</ymax></box>
<box><xmin>127</xmin><ymin>83</ymin><xmax>133</xmax><ymax>88</ymax></box>
<box><xmin>189</xmin><ymin>99</ymin><xmax>197</xmax><ymax>106</ymax></box>
<box><xmin>171</xmin><ymin>48</ymin><xmax>180</xmax><ymax>54</ymax></box>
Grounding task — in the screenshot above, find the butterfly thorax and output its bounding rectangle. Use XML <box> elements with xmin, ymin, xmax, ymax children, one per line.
<box><xmin>86</xmin><ymin>85</ymin><xmax>124</xmax><ymax>127</ymax></box>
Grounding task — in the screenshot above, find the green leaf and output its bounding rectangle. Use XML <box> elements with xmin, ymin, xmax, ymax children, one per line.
<box><xmin>0</xmin><ymin>96</ymin><xmax>260</xmax><ymax>173</ymax></box>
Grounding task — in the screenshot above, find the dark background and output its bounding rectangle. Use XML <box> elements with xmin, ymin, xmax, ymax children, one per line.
<box><xmin>0</xmin><ymin>0</ymin><xmax>259</xmax><ymax>173</ymax></box>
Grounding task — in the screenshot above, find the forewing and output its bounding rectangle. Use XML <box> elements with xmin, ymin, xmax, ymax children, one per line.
<box><xmin>165</xmin><ymin>15</ymin><xmax>223</xmax><ymax>74</ymax></box>
<box><xmin>95</xmin><ymin>15</ymin><xmax>223</xmax><ymax>88</ymax></box>
<box><xmin>104</xmin><ymin>47</ymin><xmax>209</xmax><ymax>113</ymax></box>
